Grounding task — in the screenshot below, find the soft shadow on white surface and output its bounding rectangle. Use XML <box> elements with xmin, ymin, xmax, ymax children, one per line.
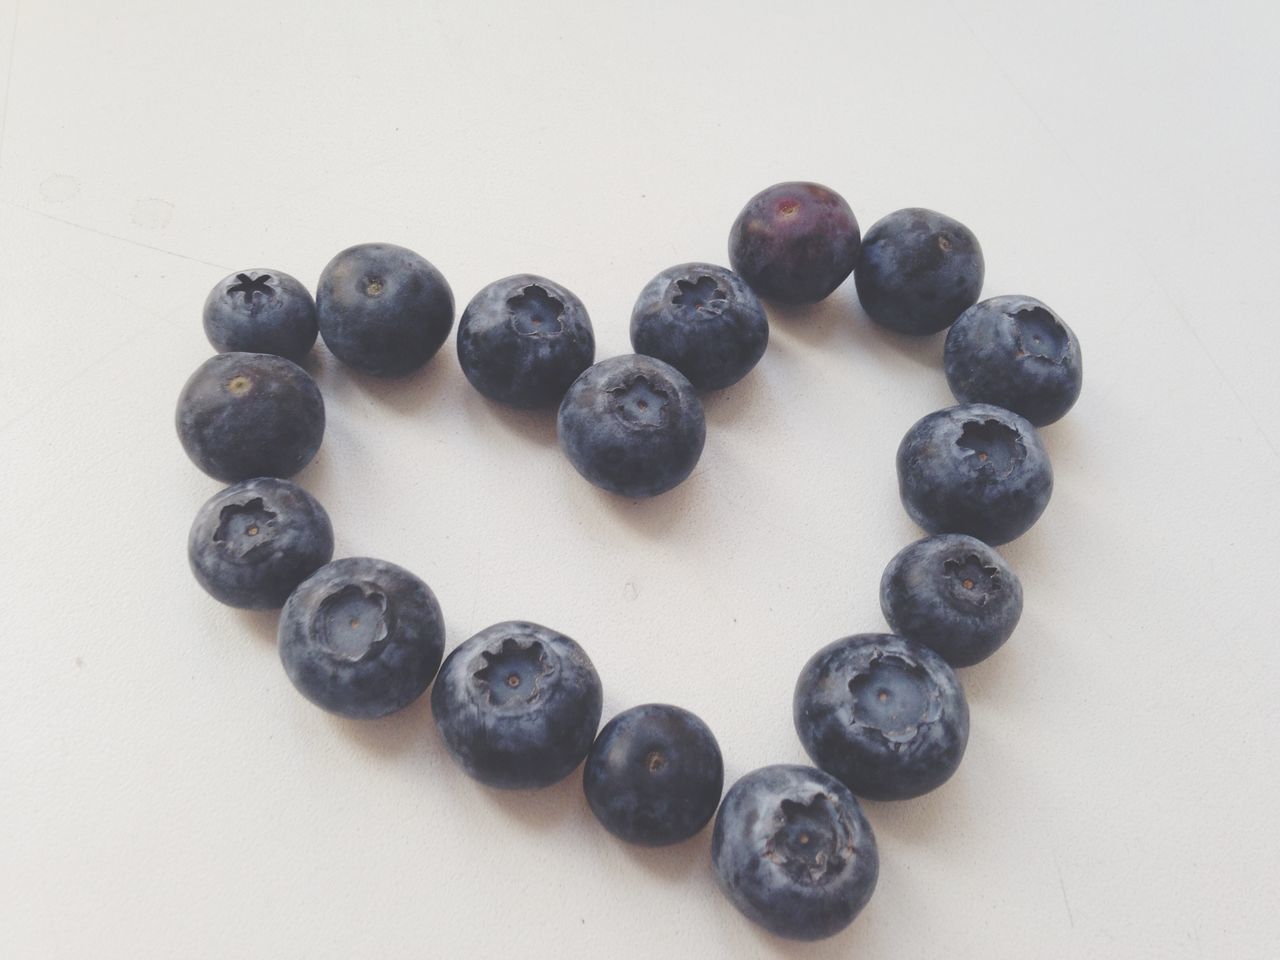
<box><xmin>326</xmin><ymin>690</ymin><xmax>436</xmax><ymax>761</ymax></box>
<box><xmin>460</xmin><ymin>390</ymin><xmax>561</xmax><ymax>448</ymax></box>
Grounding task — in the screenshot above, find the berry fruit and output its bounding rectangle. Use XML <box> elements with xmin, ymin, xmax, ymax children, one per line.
<box><xmin>431</xmin><ymin>621</ymin><xmax>603</xmax><ymax>789</ymax></box>
<box><xmin>279</xmin><ymin>557</ymin><xmax>445</xmax><ymax>719</ymax></box>
<box><xmin>855</xmin><ymin>208</ymin><xmax>984</xmax><ymax>335</ymax></box>
<box><xmin>176</xmin><ymin>352</ymin><xmax>324</xmax><ymax>483</ymax></box>
<box><xmin>712</xmin><ymin>764</ymin><xmax>878</xmax><ymax>941</ymax></box>
<box><xmin>794</xmin><ymin>633</ymin><xmax>969</xmax><ymax>801</ymax></box>
<box><xmin>629</xmin><ymin>262</ymin><xmax>768</xmax><ymax>391</ymax></box>
<box><xmin>202</xmin><ymin>268</ymin><xmax>317</xmax><ymax>363</ymax></box>
<box><xmin>188</xmin><ymin>477</ymin><xmax>334</xmax><ymax>610</ymax></box>
<box><xmin>457</xmin><ymin>274</ymin><xmax>595</xmax><ymax>408</ymax></box>
<box><xmin>728</xmin><ymin>181</ymin><xmax>861</xmax><ymax>305</ymax></box>
<box><xmin>317</xmin><ymin>242</ymin><xmax>454</xmax><ymax>377</ymax></box>
<box><xmin>582</xmin><ymin>703</ymin><xmax>724</xmax><ymax>846</ymax></box>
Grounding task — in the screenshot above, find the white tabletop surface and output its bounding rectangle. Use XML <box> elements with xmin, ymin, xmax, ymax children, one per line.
<box><xmin>2</xmin><ymin>2</ymin><xmax>1277</xmax><ymax>957</ymax></box>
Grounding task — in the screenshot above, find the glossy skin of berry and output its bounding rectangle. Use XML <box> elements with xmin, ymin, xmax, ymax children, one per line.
<box><xmin>202</xmin><ymin>268</ymin><xmax>317</xmax><ymax>363</ymax></box>
<box><xmin>317</xmin><ymin>243</ymin><xmax>454</xmax><ymax>377</ymax></box>
<box><xmin>945</xmin><ymin>295</ymin><xmax>1083</xmax><ymax>426</ymax></box>
<box><xmin>897</xmin><ymin>402</ymin><xmax>1053</xmax><ymax>546</ymax></box>
<box><xmin>188</xmin><ymin>478</ymin><xmax>334</xmax><ymax>610</ymax></box>
<box><xmin>431</xmin><ymin>622</ymin><xmax>603</xmax><ymax>790</ymax></box>
<box><xmin>582</xmin><ymin>703</ymin><xmax>724</xmax><ymax>847</ymax></box>
<box><xmin>176</xmin><ymin>352</ymin><xmax>324</xmax><ymax>482</ymax></box>
<box><xmin>557</xmin><ymin>354</ymin><xmax>706</xmax><ymax>498</ymax></box>
<box><xmin>279</xmin><ymin>558</ymin><xmax>445</xmax><ymax>719</ymax></box>
<box><xmin>880</xmin><ymin>534</ymin><xmax>1023</xmax><ymax>667</ymax></box>
<box><xmin>728</xmin><ymin>181</ymin><xmax>861</xmax><ymax>305</ymax></box>
<box><xmin>456</xmin><ymin>274</ymin><xmax>595</xmax><ymax>408</ymax></box>
<box><xmin>712</xmin><ymin>764</ymin><xmax>878</xmax><ymax>941</ymax></box>
<box><xmin>855</xmin><ymin>208</ymin><xmax>984</xmax><ymax>335</ymax></box>
<box><xmin>629</xmin><ymin>262</ymin><xmax>768</xmax><ymax>391</ymax></box>
<box><xmin>794</xmin><ymin>633</ymin><xmax>969</xmax><ymax>801</ymax></box>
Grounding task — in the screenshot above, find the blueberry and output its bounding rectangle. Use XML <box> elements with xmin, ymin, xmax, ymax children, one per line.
<box><xmin>176</xmin><ymin>352</ymin><xmax>324</xmax><ymax>482</ymax></box>
<box><xmin>945</xmin><ymin>295</ymin><xmax>1083</xmax><ymax>426</ymax></box>
<box><xmin>794</xmin><ymin>633</ymin><xmax>969</xmax><ymax>801</ymax></box>
<box><xmin>897</xmin><ymin>402</ymin><xmax>1053</xmax><ymax>545</ymax></box>
<box><xmin>188</xmin><ymin>477</ymin><xmax>334</xmax><ymax>609</ymax></box>
<box><xmin>317</xmin><ymin>242</ymin><xmax>454</xmax><ymax>377</ymax></box>
<box><xmin>728</xmin><ymin>181</ymin><xmax>861</xmax><ymax>305</ymax></box>
<box><xmin>456</xmin><ymin>275</ymin><xmax>595</xmax><ymax>408</ymax></box>
<box><xmin>582</xmin><ymin>703</ymin><xmax>724</xmax><ymax>846</ymax></box>
<box><xmin>557</xmin><ymin>355</ymin><xmax>706</xmax><ymax>498</ymax></box>
<box><xmin>880</xmin><ymin>534</ymin><xmax>1023</xmax><ymax>668</ymax></box>
<box><xmin>855</xmin><ymin>208</ymin><xmax>984</xmax><ymax>335</ymax></box>
<box><xmin>278</xmin><ymin>557</ymin><xmax>445</xmax><ymax>719</ymax></box>
<box><xmin>629</xmin><ymin>262</ymin><xmax>768</xmax><ymax>391</ymax></box>
<box><xmin>202</xmin><ymin>269</ymin><xmax>317</xmax><ymax>363</ymax></box>
<box><xmin>431</xmin><ymin>621</ymin><xmax>603</xmax><ymax>789</ymax></box>
<box><xmin>711</xmin><ymin>764</ymin><xmax>878</xmax><ymax>941</ymax></box>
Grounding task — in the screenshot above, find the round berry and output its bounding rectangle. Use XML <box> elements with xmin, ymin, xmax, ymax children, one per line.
<box><xmin>583</xmin><ymin>703</ymin><xmax>724</xmax><ymax>846</ymax></box>
<box><xmin>431</xmin><ymin>622</ymin><xmax>603</xmax><ymax>790</ymax></box>
<box><xmin>630</xmin><ymin>262</ymin><xmax>768</xmax><ymax>391</ymax></box>
<box><xmin>855</xmin><ymin>208</ymin><xmax>984</xmax><ymax>335</ymax></box>
<box><xmin>202</xmin><ymin>268</ymin><xmax>317</xmax><ymax>363</ymax></box>
<box><xmin>279</xmin><ymin>558</ymin><xmax>445</xmax><ymax>719</ymax></box>
<box><xmin>945</xmin><ymin>295</ymin><xmax>1083</xmax><ymax>426</ymax></box>
<box><xmin>897</xmin><ymin>402</ymin><xmax>1053</xmax><ymax>545</ymax></box>
<box><xmin>728</xmin><ymin>181</ymin><xmax>861</xmax><ymax>305</ymax></box>
<box><xmin>880</xmin><ymin>534</ymin><xmax>1023</xmax><ymax>667</ymax></box>
<box><xmin>557</xmin><ymin>355</ymin><xmax>706</xmax><ymax>498</ymax></box>
<box><xmin>712</xmin><ymin>764</ymin><xmax>878</xmax><ymax>941</ymax></box>
<box><xmin>457</xmin><ymin>274</ymin><xmax>595</xmax><ymax>408</ymax></box>
<box><xmin>188</xmin><ymin>478</ymin><xmax>334</xmax><ymax>610</ymax></box>
<box><xmin>176</xmin><ymin>352</ymin><xmax>324</xmax><ymax>483</ymax></box>
<box><xmin>794</xmin><ymin>633</ymin><xmax>969</xmax><ymax>801</ymax></box>
<box><xmin>317</xmin><ymin>242</ymin><xmax>454</xmax><ymax>377</ymax></box>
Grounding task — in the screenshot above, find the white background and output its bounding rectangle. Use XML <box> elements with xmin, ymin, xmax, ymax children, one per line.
<box><xmin>1</xmin><ymin>2</ymin><xmax>1277</xmax><ymax>957</ymax></box>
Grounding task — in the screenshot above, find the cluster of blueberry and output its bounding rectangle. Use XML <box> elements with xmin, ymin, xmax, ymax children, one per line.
<box><xmin>175</xmin><ymin>180</ymin><xmax>1082</xmax><ymax>942</ymax></box>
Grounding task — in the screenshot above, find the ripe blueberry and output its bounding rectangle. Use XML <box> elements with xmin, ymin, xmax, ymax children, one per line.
<box><xmin>279</xmin><ymin>557</ymin><xmax>445</xmax><ymax>719</ymax></box>
<box><xmin>317</xmin><ymin>242</ymin><xmax>454</xmax><ymax>377</ymax></box>
<box><xmin>629</xmin><ymin>262</ymin><xmax>768</xmax><ymax>391</ymax></box>
<box><xmin>582</xmin><ymin>703</ymin><xmax>724</xmax><ymax>846</ymax></box>
<box><xmin>728</xmin><ymin>181</ymin><xmax>861</xmax><ymax>305</ymax></box>
<box><xmin>712</xmin><ymin>764</ymin><xmax>878</xmax><ymax>941</ymax></box>
<box><xmin>897</xmin><ymin>402</ymin><xmax>1053</xmax><ymax>545</ymax></box>
<box><xmin>457</xmin><ymin>275</ymin><xmax>595</xmax><ymax>408</ymax></box>
<box><xmin>557</xmin><ymin>354</ymin><xmax>706</xmax><ymax>498</ymax></box>
<box><xmin>880</xmin><ymin>534</ymin><xmax>1023</xmax><ymax>668</ymax></box>
<box><xmin>188</xmin><ymin>477</ymin><xmax>334</xmax><ymax>610</ymax></box>
<box><xmin>794</xmin><ymin>633</ymin><xmax>969</xmax><ymax>801</ymax></box>
<box><xmin>945</xmin><ymin>295</ymin><xmax>1083</xmax><ymax>426</ymax></box>
<box><xmin>176</xmin><ymin>352</ymin><xmax>324</xmax><ymax>483</ymax></box>
<box><xmin>202</xmin><ymin>268</ymin><xmax>317</xmax><ymax>363</ymax></box>
<box><xmin>855</xmin><ymin>208</ymin><xmax>984</xmax><ymax>335</ymax></box>
<box><xmin>431</xmin><ymin>621</ymin><xmax>603</xmax><ymax>790</ymax></box>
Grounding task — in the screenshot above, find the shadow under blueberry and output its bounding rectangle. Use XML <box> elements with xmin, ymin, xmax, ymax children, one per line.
<box><xmin>763</xmin><ymin>282</ymin><xmax>865</xmax><ymax>356</ymax></box>
<box><xmin>235</xmin><ymin>607</ymin><xmax>282</xmax><ymax>645</ymax></box>
<box><xmin>588</xmin><ymin>466</ymin><xmax>707</xmax><ymax>540</ymax></box>
<box><xmin>698</xmin><ymin>360</ymin><xmax>772</xmax><ymax>428</ymax></box>
<box><xmin>308</xmin><ymin>343</ymin><xmax>461</xmax><ymax>419</ymax></box>
<box><xmin>614</xmin><ymin>828</ymin><xmax>710</xmax><ymax>883</ymax></box>
<box><xmin>858</xmin><ymin>770</ymin><xmax>972</xmax><ymax>851</ymax></box>
<box><xmin>326</xmin><ymin>688</ymin><xmax>437</xmax><ymax>760</ymax></box>
<box><xmin>460</xmin><ymin>388</ymin><xmax>560</xmax><ymax>448</ymax></box>
<box><xmin>472</xmin><ymin>763</ymin><xmax>592</xmax><ymax>831</ymax></box>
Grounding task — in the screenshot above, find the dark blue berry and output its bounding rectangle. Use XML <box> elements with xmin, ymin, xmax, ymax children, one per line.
<box><xmin>582</xmin><ymin>703</ymin><xmax>723</xmax><ymax>847</ymax></box>
<box><xmin>728</xmin><ymin>181</ymin><xmax>861</xmax><ymax>305</ymax></box>
<box><xmin>712</xmin><ymin>764</ymin><xmax>878</xmax><ymax>941</ymax></box>
<box><xmin>202</xmin><ymin>268</ymin><xmax>317</xmax><ymax>363</ymax></box>
<box><xmin>557</xmin><ymin>355</ymin><xmax>706</xmax><ymax>498</ymax></box>
<box><xmin>880</xmin><ymin>535</ymin><xmax>1023</xmax><ymax>668</ymax></box>
<box><xmin>176</xmin><ymin>352</ymin><xmax>324</xmax><ymax>483</ymax></box>
<box><xmin>897</xmin><ymin>402</ymin><xmax>1053</xmax><ymax>545</ymax></box>
<box><xmin>431</xmin><ymin>621</ymin><xmax>603</xmax><ymax>790</ymax></box>
<box><xmin>629</xmin><ymin>262</ymin><xmax>768</xmax><ymax>391</ymax></box>
<box><xmin>278</xmin><ymin>557</ymin><xmax>445</xmax><ymax>719</ymax></box>
<box><xmin>945</xmin><ymin>295</ymin><xmax>1083</xmax><ymax>426</ymax></box>
<box><xmin>317</xmin><ymin>242</ymin><xmax>453</xmax><ymax>377</ymax></box>
<box><xmin>855</xmin><ymin>208</ymin><xmax>984</xmax><ymax>335</ymax></box>
<box><xmin>188</xmin><ymin>478</ymin><xmax>334</xmax><ymax>610</ymax></box>
<box><xmin>794</xmin><ymin>633</ymin><xmax>969</xmax><ymax>801</ymax></box>
<box><xmin>457</xmin><ymin>275</ymin><xmax>595</xmax><ymax>408</ymax></box>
